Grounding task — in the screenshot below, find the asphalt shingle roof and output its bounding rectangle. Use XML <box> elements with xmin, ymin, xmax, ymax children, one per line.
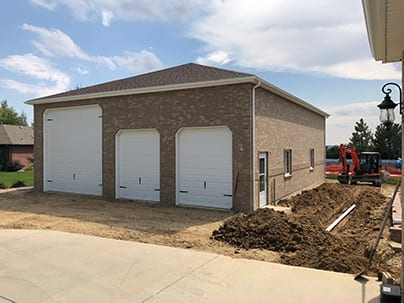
<box><xmin>33</xmin><ymin>63</ymin><xmax>254</xmax><ymax>101</ymax></box>
<box><xmin>0</xmin><ymin>124</ymin><xmax>34</xmax><ymax>145</ymax></box>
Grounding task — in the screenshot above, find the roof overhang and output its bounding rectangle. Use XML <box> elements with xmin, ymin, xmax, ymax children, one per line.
<box><xmin>362</xmin><ymin>0</ymin><xmax>404</xmax><ymax>63</ymax></box>
<box><xmin>25</xmin><ymin>76</ymin><xmax>329</xmax><ymax>118</ymax></box>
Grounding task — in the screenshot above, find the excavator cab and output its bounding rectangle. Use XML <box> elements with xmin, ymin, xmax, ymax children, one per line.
<box><xmin>358</xmin><ymin>152</ymin><xmax>380</xmax><ymax>175</ymax></box>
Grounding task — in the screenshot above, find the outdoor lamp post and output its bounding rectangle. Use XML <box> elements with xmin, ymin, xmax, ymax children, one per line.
<box><xmin>378</xmin><ymin>82</ymin><xmax>403</xmax><ymax>302</ymax></box>
<box><xmin>378</xmin><ymin>82</ymin><xmax>402</xmax><ymax>125</ymax></box>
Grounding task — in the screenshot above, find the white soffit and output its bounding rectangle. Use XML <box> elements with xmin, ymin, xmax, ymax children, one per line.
<box><xmin>363</xmin><ymin>0</ymin><xmax>404</xmax><ymax>63</ymax></box>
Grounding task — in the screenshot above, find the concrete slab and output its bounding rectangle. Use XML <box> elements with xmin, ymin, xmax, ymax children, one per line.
<box><xmin>0</xmin><ymin>230</ymin><xmax>380</xmax><ymax>303</ymax></box>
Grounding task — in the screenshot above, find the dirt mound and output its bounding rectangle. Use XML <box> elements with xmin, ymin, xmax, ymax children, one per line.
<box><xmin>213</xmin><ymin>183</ymin><xmax>392</xmax><ymax>275</ymax></box>
<box><xmin>212</xmin><ymin>209</ymin><xmax>303</xmax><ymax>252</ymax></box>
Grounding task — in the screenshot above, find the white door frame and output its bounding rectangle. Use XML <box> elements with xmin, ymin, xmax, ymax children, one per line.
<box><xmin>259</xmin><ymin>152</ymin><xmax>268</xmax><ymax>207</ymax></box>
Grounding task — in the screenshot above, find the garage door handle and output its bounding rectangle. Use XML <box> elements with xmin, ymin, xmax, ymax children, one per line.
<box><xmin>179</xmin><ymin>190</ymin><xmax>188</xmax><ymax>193</ymax></box>
<box><xmin>120</xmin><ymin>186</ymin><xmax>127</xmax><ymax>189</ymax></box>
<box><xmin>223</xmin><ymin>194</ymin><xmax>232</xmax><ymax>197</ymax></box>
<box><xmin>154</xmin><ymin>189</ymin><xmax>160</xmax><ymax>191</ymax></box>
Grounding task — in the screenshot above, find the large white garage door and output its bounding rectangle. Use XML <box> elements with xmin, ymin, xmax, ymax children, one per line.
<box><xmin>177</xmin><ymin>127</ymin><xmax>232</xmax><ymax>209</ymax></box>
<box><xmin>116</xmin><ymin>129</ymin><xmax>160</xmax><ymax>202</ymax></box>
<box><xmin>44</xmin><ymin>105</ymin><xmax>102</xmax><ymax>195</ymax></box>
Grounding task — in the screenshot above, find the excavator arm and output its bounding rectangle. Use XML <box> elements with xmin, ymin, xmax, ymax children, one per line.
<box><xmin>339</xmin><ymin>143</ymin><xmax>361</xmax><ymax>174</ymax></box>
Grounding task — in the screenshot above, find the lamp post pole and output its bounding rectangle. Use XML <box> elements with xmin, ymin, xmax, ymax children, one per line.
<box><xmin>377</xmin><ymin>82</ymin><xmax>403</xmax><ymax>302</ymax></box>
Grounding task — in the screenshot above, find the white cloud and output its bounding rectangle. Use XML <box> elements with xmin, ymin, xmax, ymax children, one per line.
<box><xmin>113</xmin><ymin>50</ymin><xmax>163</xmax><ymax>73</ymax></box>
<box><xmin>324</xmin><ymin>101</ymin><xmax>383</xmax><ymax>145</ymax></box>
<box><xmin>31</xmin><ymin>0</ymin><xmax>203</xmax><ymax>26</ymax></box>
<box><xmin>190</xmin><ymin>0</ymin><xmax>401</xmax><ymax>80</ymax></box>
<box><xmin>22</xmin><ymin>24</ymin><xmax>90</xmax><ymax>60</ymax></box>
<box><xmin>76</xmin><ymin>67</ymin><xmax>88</xmax><ymax>75</ymax></box>
<box><xmin>21</xmin><ymin>24</ymin><xmax>163</xmax><ymax>73</ymax></box>
<box><xmin>313</xmin><ymin>60</ymin><xmax>401</xmax><ymax>80</ymax></box>
<box><xmin>196</xmin><ymin>51</ymin><xmax>231</xmax><ymax>66</ymax></box>
<box><xmin>101</xmin><ymin>9</ymin><xmax>113</xmax><ymax>27</ymax></box>
<box><xmin>30</xmin><ymin>0</ymin><xmax>57</xmax><ymax>10</ymax></box>
<box><xmin>0</xmin><ymin>53</ymin><xmax>70</xmax><ymax>96</ymax></box>
<box><xmin>0</xmin><ymin>24</ymin><xmax>164</xmax><ymax>97</ymax></box>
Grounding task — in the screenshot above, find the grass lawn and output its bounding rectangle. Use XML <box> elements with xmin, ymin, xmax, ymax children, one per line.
<box><xmin>0</xmin><ymin>170</ymin><xmax>34</xmax><ymax>188</ymax></box>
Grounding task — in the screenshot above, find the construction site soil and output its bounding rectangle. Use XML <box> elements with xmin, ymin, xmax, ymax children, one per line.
<box><xmin>213</xmin><ymin>183</ymin><xmax>400</xmax><ymax>277</ymax></box>
<box><xmin>0</xmin><ymin>182</ymin><xmax>400</xmax><ymax>278</ymax></box>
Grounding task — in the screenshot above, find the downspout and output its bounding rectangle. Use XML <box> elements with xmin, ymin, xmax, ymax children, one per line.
<box><xmin>252</xmin><ymin>80</ymin><xmax>261</xmax><ymax>211</ymax></box>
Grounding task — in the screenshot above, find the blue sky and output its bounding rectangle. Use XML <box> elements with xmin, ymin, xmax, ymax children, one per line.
<box><xmin>0</xmin><ymin>0</ymin><xmax>402</xmax><ymax>144</ymax></box>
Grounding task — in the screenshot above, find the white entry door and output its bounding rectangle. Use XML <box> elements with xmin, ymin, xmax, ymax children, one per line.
<box><xmin>176</xmin><ymin>127</ymin><xmax>232</xmax><ymax>209</ymax></box>
<box><xmin>259</xmin><ymin>153</ymin><xmax>267</xmax><ymax>207</ymax></box>
<box><xmin>116</xmin><ymin>129</ymin><xmax>160</xmax><ymax>202</ymax></box>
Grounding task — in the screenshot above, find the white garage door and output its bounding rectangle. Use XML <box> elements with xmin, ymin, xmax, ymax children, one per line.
<box><xmin>116</xmin><ymin>129</ymin><xmax>160</xmax><ymax>202</ymax></box>
<box><xmin>177</xmin><ymin>127</ymin><xmax>232</xmax><ymax>209</ymax></box>
<box><xmin>44</xmin><ymin>105</ymin><xmax>102</xmax><ymax>195</ymax></box>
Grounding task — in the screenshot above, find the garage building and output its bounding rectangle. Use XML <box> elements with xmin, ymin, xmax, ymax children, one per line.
<box><xmin>27</xmin><ymin>63</ymin><xmax>328</xmax><ymax>213</ymax></box>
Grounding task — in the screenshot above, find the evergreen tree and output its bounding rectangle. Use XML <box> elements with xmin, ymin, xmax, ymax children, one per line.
<box><xmin>326</xmin><ymin>145</ymin><xmax>340</xmax><ymax>158</ymax></box>
<box><xmin>0</xmin><ymin>100</ymin><xmax>28</xmax><ymax>126</ymax></box>
<box><xmin>348</xmin><ymin>118</ymin><xmax>373</xmax><ymax>153</ymax></box>
<box><xmin>372</xmin><ymin>123</ymin><xmax>401</xmax><ymax>159</ymax></box>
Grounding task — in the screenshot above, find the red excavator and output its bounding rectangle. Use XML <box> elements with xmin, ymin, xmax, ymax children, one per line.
<box><xmin>337</xmin><ymin>144</ymin><xmax>382</xmax><ymax>186</ymax></box>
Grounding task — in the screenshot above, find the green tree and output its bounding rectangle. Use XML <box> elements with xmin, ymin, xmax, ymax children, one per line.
<box><xmin>0</xmin><ymin>100</ymin><xmax>28</xmax><ymax>126</ymax></box>
<box><xmin>348</xmin><ymin>118</ymin><xmax>373</xmax><ymax>153</ymax></box>
<box><xmin>326</xmin><ymin>145</ymin><xmax>340</xmax><ymax>158</ymax></box>
<box><xmin>372</xmin><ymin>123</ymin><xmax>401</xmax><ymax>159</ymax></box>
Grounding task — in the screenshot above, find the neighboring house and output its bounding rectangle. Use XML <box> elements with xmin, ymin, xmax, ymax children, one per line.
<box><xmin>26</xmin><ymin>63</ymin><xmax>328</xmax><ymax>213</ymax></box>
<box><xmin>0</xmin><ymin>124</ymin><xmax>34</xmax><ymax>170</ymax></box>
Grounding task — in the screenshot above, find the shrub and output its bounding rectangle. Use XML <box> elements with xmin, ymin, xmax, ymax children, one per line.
<box><xmin>0</xmin><ymin>182</ymin><xmax>7</xmax><ymax>189</ymax></box>
<box><xmin>5</xmin><ymin>160</ymin><xmax>23</xmax><ymax>172</ymax></box>
<box><xmin>10</xmin><ymin>180</ymin><xmax>26</xmax><ymax>188</ymax></box>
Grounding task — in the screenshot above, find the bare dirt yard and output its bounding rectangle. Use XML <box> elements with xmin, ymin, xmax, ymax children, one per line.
<box><xmin>0</xmin><ymin>181</ymin><xmax>400</xmax><ymax>278</ymax></box>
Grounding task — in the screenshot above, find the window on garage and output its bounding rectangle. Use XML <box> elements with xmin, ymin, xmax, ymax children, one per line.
<box><xmin>309</xmin><ymin>148</ymin><xmax>315</xmax><ymax>171</ymax></box>
<box><xmin>284</xmin><ymin>149</ymin><xmax>292</xmax><ymax>177</ymax></box>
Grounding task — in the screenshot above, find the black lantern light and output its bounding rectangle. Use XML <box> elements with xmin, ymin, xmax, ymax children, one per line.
<box><xmin>378</xmin><ymin>82</ymin><xmax>402</xmax><ymax>125</ymax></box>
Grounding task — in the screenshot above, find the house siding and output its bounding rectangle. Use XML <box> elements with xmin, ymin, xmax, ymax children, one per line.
<box><xmin>255</xmin><ymin>88</ymin><xmax>325</xmax><ymax>207</ymax></box>
<box><xmin>33</xmin><ymin>84</ymin><xmax>254</xmax><ymax>212</ymax></box>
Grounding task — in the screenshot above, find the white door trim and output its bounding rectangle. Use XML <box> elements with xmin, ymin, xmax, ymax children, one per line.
<box><xmin>259</xmin><ymin>152</ymin><xmax>268</xmax><ymax>207</ymax></box>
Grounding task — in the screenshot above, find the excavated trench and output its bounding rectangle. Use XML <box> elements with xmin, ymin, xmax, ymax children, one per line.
<box><xmin>212</xmin><ymin>183</ymin><xmax>399</xmax><ymax>276</ymax></box>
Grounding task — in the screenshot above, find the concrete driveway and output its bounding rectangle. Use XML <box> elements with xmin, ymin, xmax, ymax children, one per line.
<box><xmin>0</xmin><ymin>230</ymin><xmax>380</xmax><ymax>303</ymax></box>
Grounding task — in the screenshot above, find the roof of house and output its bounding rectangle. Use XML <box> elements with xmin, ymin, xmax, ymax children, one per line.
<box><xmin>362</xmin><ymin>0</ymin><xmax>404</xmax><ymax>63</ymax></box>
<box><xmin>29</xmin><ymin>63</ymin><xmax>254</xmax><ymax>101</ymax></box>
<box><xmin>0</xmin><ymin>124</ymin><xmax>34</xmax><ymax>145</ymax></box>
<box><xmin>26</xmin><ymin>62</ymin><xmax>329</xmax><ymax>117</ymax></box>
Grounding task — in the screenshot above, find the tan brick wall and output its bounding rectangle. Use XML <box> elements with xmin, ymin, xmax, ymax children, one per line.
<box><xmin>255</xmin><ymin>88</ymin><xmax>326</xmax><ymax>207</ymax></box>
<box><xmin>33</xmin><ymin>84</ymin><xmax>254</xmax><ymax>212</ymax></box>
<box><xmin>33</xmin><ymin>83</ymin><xmax>326</xmax><ymax>212</ymax></box>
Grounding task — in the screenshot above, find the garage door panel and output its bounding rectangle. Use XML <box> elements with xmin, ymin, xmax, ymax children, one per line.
<box><xmin>177</xmin><ymin>127</ymin><xmax>232</xmax><ymax>209</ymax></box>
<box><xmin>44</xmin><ymin>106</ymin><xmax>102</xmax><ymax>195</ymax></box>
<box><xmin>116</xmin><ymin>129</ymin><xmax>160</xmax><ymax>202</ymax></box>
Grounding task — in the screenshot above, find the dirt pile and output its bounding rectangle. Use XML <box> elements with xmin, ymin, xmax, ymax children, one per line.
<box><xmin>213</xmin><ymin>183</ymin><xmax>396</xmax><ymax>275</ymax></box>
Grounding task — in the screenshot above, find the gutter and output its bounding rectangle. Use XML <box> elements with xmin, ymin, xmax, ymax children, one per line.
<box><xmin>252</xmin><ymin>81</ymin><xmax>261</xmax><ymax>211</ymax></box>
